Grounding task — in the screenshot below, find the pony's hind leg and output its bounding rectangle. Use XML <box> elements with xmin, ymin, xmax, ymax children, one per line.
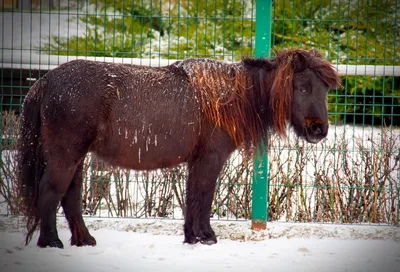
<box><xmin>184</xmin><ymin>151</ymin><xmax>229</xmax><ymax>245</ymax></box>
<box><xmin>61</xmin><ymin>161</ymin><xmax>96</xmax><ymax>247</ymax></box>
<box><xmin>36</xmin><ymin>160</ymin><xmax>77</xmax><ymax>248</ymax></box>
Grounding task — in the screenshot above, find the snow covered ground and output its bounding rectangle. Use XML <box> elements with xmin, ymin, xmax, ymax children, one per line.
<box><xmin>0</xmin><ymin>216</ymin><xmax>399</xmax><ymax>272</ymax></box>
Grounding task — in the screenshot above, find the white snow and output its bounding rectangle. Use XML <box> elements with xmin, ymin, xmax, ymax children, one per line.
<box><xmin>0</xmin><ymin>11</ymin><xmax>84</xmax><ymax>51</ymax></box>
<box><xmin>0</xmin><ymin>216</ymin><xmax>399</xmax><ymax>272</ymax></box>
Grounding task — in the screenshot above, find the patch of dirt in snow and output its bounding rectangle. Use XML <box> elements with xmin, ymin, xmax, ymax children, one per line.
<box><xmin>1</xmin><ymin>216</ymin><xmax>398</xmax><ymax>242</ymax></box>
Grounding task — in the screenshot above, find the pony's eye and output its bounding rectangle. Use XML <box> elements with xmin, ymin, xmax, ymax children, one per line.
<box><xmin>300</xmin><ymin>88</ymin><xmax>308</xmax><ymax>93</ymax></box>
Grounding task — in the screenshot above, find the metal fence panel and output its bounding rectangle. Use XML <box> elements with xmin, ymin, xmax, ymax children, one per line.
<box><xmin>269</xmin><ymin>0</ymin><xmax>399</xmax><ymax>225</ymax></box>
<box><xmin>0</xmin><ymin>0</ymin><xmax>399</xmax><ymax>226</ymax></box>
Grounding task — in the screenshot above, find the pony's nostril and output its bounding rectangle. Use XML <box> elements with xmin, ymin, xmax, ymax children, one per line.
<box><xmin>311</xmin><ymin>123</ymin><xmax>322</xmax><ymax>135</ymax></box>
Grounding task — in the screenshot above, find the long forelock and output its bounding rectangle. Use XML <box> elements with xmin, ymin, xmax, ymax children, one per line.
<box><xmin>310</xmin><ymin>58</ymin><xmax>342</xmax><ymax>90</ymax></box>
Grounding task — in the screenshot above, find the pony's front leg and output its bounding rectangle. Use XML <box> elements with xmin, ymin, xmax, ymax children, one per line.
<box><xmin>184</xmin><ymin>152</ymin><xmax>228</xmax><ymax>245</ymax></box>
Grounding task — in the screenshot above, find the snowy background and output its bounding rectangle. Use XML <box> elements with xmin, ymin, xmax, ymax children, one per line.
<box><xmin>0</xmin><ymin>216</ymin><xmax>399</xmax><ymax>272</ymax></box>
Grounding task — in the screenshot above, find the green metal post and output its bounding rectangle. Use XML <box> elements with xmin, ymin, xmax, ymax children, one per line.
<box><xmin>252</xmin><ymin>0</ymin><xmax>271</xmax><ymax>230</ymax></box>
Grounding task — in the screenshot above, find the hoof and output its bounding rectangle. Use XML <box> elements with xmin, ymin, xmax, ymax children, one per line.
<box><xmin>37</xmin><ymin>238</ymin><xmax>64</xmax><ymax>249</ymax></box>
<box><xmin>184</xmin><ymin>236</ymin><xmax>217</xmax><ymax>245</ymax></box>
<box><xmin>183</xmin><ymin>236</ymin><xmax>200</xmax><ymax>245</ymax></box>
<box><xmin>200</xmin><ymin>237</ymin><xmax>217</xmax><ymax>245</ymax></box>
<box><xmin>71</xmin><ymin>235</ymin><xmax>97</xmax><ymax>247</ymax></box>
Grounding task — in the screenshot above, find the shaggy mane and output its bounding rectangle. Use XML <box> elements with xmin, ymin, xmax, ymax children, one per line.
<box><xmin>182</xmin><ymin>59</ymin><xmax>262</xmax><ymax>148</ymax></box>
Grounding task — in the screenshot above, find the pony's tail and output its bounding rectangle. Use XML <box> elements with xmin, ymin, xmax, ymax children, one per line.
<box><xmin>16</xmin><ymin>80</ymin><xmax>46</xmax><ymax>246</ymax></box>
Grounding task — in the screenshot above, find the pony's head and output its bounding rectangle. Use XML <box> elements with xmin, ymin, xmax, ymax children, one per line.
<box><xmin>270</xmin><ymin>49</ymin><xmax>341</xmax><ymax>143</ymax></box>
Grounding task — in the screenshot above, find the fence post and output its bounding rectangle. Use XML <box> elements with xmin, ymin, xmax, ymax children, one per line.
<box><xmin>252</xmin><ymin>0</ymin><xmax>272</xmax><ymax>230</ymax></box>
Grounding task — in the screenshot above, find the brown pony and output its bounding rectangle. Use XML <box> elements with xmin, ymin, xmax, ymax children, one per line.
<box><xmin>17</xmin><ymin>49</ymin><xmax>340</xmax><ymax>248</ymax></box>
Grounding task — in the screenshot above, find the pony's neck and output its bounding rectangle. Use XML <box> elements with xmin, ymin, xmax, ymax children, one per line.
<box><xmin>242</xmin><ymin>59</ymin><xmax>276</xmax><ymax>130</ymax></box>
<box><xmin>235</xmin><ymin>59</ymin><xmax>277</xmax><ymax>148</ymax></box>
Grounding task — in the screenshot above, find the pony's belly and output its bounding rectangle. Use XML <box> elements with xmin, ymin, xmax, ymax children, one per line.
<box><xmin>91</xmin><ymin>133</ymin><xmax>193</xmax><ymax>171</ymax></box>
<box><xmin>95</xmin><ymin>151</ymin><xmax>186</xmax><ymax>171</ymax></box>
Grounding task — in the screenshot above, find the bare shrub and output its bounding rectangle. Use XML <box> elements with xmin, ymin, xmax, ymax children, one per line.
<box><xmin>0</xmin><ymin>111</ymin><xmax>21</xmax><ymax>215</ymax></box>
<box><xmin>267</xmin><ymin>127</ymin><xmax>400</xmax><ymax>225</ymax></box>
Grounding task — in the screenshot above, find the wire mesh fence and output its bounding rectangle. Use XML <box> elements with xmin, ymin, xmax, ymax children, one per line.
<box><xmin>1</xmin><ymin>0</ymin><xmax>399</xmax><ymax>226</ymax></box>
<box><xmin>268</xmin><ymin>0</ymin><xmax>400</xmax><ymax>225</ymax></box>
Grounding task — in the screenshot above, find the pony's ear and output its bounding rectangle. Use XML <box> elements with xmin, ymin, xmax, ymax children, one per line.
<box><xmin>292</xmin><ymin>49</ymin><xmax>324</xmax><ymax>72</ymax></box>
<box><xmin>292</xmin><ymin>51</ymin><xmax>309</xmax><ymax>72</ymax></box>
<box><xmin>309</xmin><ymin>48</ymin><xmax>323</xmax><ymax>58</ymax></box>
